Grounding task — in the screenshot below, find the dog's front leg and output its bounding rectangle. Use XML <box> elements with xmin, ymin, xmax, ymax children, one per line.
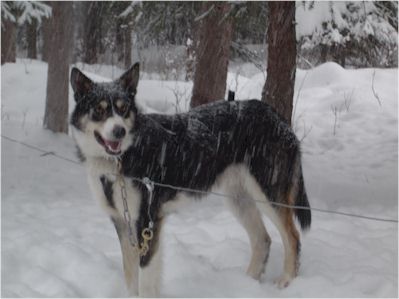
<box><xmin>112</xmin><ymin>218</ymin><xmax>140</xmax><ymax>297</ymax></box>
<box><xmin>138</xmin><ymin>221</ymin><xmax>163</xmax><ymax>297</ymax></box>
<box><xmin>139</xmin><ymin>245</ymin><xmax>162</xmax><ymax>297</ymax></box>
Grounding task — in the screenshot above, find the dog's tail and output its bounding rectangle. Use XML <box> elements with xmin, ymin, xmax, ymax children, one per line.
<box><xmin>292</xmin><ymin>154</ymin><xmax>311</xmax><ymax>231</ymax></box>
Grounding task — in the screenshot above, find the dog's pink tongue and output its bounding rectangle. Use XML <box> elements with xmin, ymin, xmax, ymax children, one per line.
<box><xmin>104</xmin><ymin>140</ymin><xmax>121</xmax><ymax>151</ymax></box>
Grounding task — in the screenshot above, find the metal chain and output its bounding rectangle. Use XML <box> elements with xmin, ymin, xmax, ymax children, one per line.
<box><xmin>117</xmin><ymin>159</ymin><xmax>138</xmax><ymax>249</ymax></box>
<box><xmin>117</xmin><ymin>159</ymin><xmax>154</xmax><ymax>257</ymax></box>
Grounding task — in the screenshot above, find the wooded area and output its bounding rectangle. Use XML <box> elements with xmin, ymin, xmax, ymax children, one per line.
<box><xmin>1</xmin><ymin>1</ymin><xmax>397</xmax><ymax>133</ymax></box>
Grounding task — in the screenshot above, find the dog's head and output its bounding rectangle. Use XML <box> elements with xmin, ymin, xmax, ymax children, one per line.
<box><xmin>70</xmin><ymin>63</ymin><xmax>139</xmax><ymax>160</ymax></box>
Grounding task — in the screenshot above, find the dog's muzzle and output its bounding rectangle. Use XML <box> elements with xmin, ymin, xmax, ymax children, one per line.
<box><xmin>94</xmin><ymin>130</ymin><xmax>123</xmax><ymax>155</ymax></box>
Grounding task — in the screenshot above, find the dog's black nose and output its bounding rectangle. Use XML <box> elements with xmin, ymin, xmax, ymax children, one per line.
<box><xmin>113</xmin><ymin>126</ymin><xmax>126</xmax><ymax>139</ymax></box>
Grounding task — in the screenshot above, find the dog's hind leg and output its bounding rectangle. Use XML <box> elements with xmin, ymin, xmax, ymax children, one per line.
<box><xmin>243</xmin><ymin>176</ymin><xmax>301</xmax><ymax>288</ymax></box>
<box><xmin>225</xmin><ymin>194</ymin><xmax>271</xmax><ymax>280</ymax></box>
<box><xmin>112</xmin><ymin>218</ymin><xmax>140</xmax><ymax>296</ymax></box>
<box><xmin>220</xmin><ymin>165</ymin><xmax>271</xmax><ymax>280</ymax></box>
<box><xmin>273</xmin><ymin>204</ymin><xmax>300</xmax><ymax>288</ymax></box>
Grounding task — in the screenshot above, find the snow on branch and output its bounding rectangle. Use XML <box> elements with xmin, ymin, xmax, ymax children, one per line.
<box><xmin>17</xmin><ymin>2</ymin><xmax>51</xmax><ymax>25</ymax></box>
<box><xmin>194</xmin><ymin>4</ymin><xmax>214</xmax><ymax>22</ymax></box>
<box><xmin>1</xmin><ymin>2</ymin><xmax>16</xmax><ymax>23</ymax></box>
<box><xmin>231</xmin><ymin>41</ymin><xmax>264</xmax><ymax>71</ymax></box>
<box><xmin>1</xmin><ymin>1</ymin><xmax>51</xmax><ymax>26</ymax></box>
<box><xmin>118</xmin><ymin>1</ymin><xmax>141</xmax><ymax>19</ymax></box>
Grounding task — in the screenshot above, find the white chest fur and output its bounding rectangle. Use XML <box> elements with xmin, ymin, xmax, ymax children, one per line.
<box><xmin>85</xmin><ymin>157</ymin><xmax>142</xmax><ymax>223</ymax></box>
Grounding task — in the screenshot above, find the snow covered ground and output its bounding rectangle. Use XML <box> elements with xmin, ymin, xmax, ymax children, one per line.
<box><xmin>1</xmin><ymin>59</ymin><xmax>398</xmax><ymax>297</ymax></box>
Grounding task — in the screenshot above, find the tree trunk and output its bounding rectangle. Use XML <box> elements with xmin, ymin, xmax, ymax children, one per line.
<box><xmin>1</xmin><ymin>19</ymin><xmax>17</xmax><ymax>64</ymax></box>
<box><xmin>115</xmin><ymin>19</ymin><xmax>124</xmax><ymax>64</ymax></box>
<box><xmin>185</xmin><ymin>4</ymin><xmax>201</xmax><ymax>82</ymax></box>
<box><xmin>185</xmin><ymin>36</ymin><xmax>195</xmax><ymax>81</ymax></box>
<box><xmin>320</xmin><ymin>44</ymin><xmax>328</xmax><ymax>64</ymax></box>
<box><xmin>123</xmin><ymin>25</ymin><xmax>132</xmax><ymax>69</ymax></box>
<box><xmin>83</xmin><ymin>2</ymin><xmax>101</xmax><ymax>64</ymax></box>
<box><xmin>261</xmin><ymin>1</ymin><xmax>297</xmax><ymax>126</ymax></box>
<box><xmin>43</xmin><ymin>2</ymin><xmax>73</xmax><ymax>133</ymax></box>
<box><xmin>190</xmin><ymin>2</ymin><xmax>233</xmax><ymax>108</ymax></box>
<box><xmin>27</xmin><ymin>19</ymin><xmax>38</xmax><ymax>59</ymax></box>
<box><xmin>41</xmin><ymin>17</ymin><xmax>51</xmax><ymax>62</ymax></box>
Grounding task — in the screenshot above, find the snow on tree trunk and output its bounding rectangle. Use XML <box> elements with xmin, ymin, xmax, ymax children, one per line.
<box><xmin>261</xmin><ymin>1</ymin><xmax>296</xmax><ymax>126</ymax></box>
<box><xmin>27</xmin><ymin>19</ymin><xmax>37</xmax><ymax>59</ymax></box>
<box><xmin>1</xmin><ymin>19</ymin><xmax>17</xmax><ymax>64</ymax></box>
<box><xmin>43</xmin><ymin>2</ymin><xmax>73</xmax><ymax>134</ymax></box>
<box><xmin>190</xmin><ymin>2</ymin><xmax>233</xmax><ymax>108</ymax></box>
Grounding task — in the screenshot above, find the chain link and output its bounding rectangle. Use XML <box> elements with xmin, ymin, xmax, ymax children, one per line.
<box><xmin>117</xmin><ymin>159</ymin><xmax>138</xmax><ymax>249</ymax></box>
<box><xmin>117</xmin><ymin>159</ymin><xmax>154</xmax><ymax>256</ymax></box>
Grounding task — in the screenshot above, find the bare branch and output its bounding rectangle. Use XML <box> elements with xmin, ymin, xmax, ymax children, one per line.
<box><xmin>343</xmin><ymin>89</ymin><xmax>354</xmax><ymax>112</ymax></box>
<box><xmin>371</xmin><ymin>70</ymin><xmax>382</xmax><ymax>107</ymax></box>
<box><xmin>331</xmin><ymin>105</ymin><xmax>339</xmax><ymax>135</ymax></box>
<box><xmin>292</xmin><ymin>70</ymin><xmax>309</xmax><ymax>126</ymax></box>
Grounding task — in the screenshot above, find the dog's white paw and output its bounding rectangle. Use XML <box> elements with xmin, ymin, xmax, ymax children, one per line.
<box><xmin>246</xmin><ymin>263</ymin><xmax>265</xmax><ymax>280</ymax></box>
<box><xmin>126</xmin><ymin>288</ymin><xmax>139</xmax><ymax>298</ymax></box>
<box><xmin>139</xmin><ymin>284</ymin><xmax>160</xmax><ymax>298</ymax></box>
<box><xmin>274</xmin><ymin>273</ymin><xmax>293</xmax><ymax>289</ymax></box>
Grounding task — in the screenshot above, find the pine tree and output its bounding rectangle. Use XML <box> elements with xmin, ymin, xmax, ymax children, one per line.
<box><xmin>191</xmin><ymin>2</ymin><xmax>233</xmax><ymax>108</ymax></box>
<box><xmin>297</xmin><ymin>1</ymin><xmax>398</xmax><ymax>67</ymax></box>
<box><xmin>41</xmin><ymin>15</ymin><xmax>51</xmax><ymax>62</ymax></box>
<box><xmin>261</xmin><ymin>1</ymin><xmax>296</xmax><ymax>126</ymax></box>
<box><xmin>26</xmin><ymin>19</ymin><xmax>37</xmax><ymax>59</ymax></box>
<box><xmin>1</xmin><ymin>18</ymin><xmax>17</xmax><ymax>64</ymax></box>
<box><xmin>43</xmin><ymin>2</ymin><xmax>73</xmax><ymax>133</ymax></box>
<box><xmin>1</xmin><ymin>1</ymin><xmax>50</xmax><ymax>64</ymax></box>
<box><xmin>82</xmin><ymin>2</ymin><xmax>104</xmax><ymax>64</ymax></box>
<box><xmin>113</xmin><ymin>2</ymin><xmax>136</xmax><ymax>68</ymax></box>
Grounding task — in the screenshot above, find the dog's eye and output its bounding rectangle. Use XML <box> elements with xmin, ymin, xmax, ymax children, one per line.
<box><xmin>115</xmin><ymin>100</ymin><xmax>129</xmax><ymax>116</ymax></box>
<box><xmin>94</xmin><ymin>105</ymin><xmax>106</xmax><ymax>118</ymax></box>
<box><xmin>119</xmin><ymin>103</ymin><xmax>128</xmax><ymax>114</ymax></box>
<box><xmin>93</xmin><ymin>100</ymin><xmax>108</xmax><ymax>119</ymax></box>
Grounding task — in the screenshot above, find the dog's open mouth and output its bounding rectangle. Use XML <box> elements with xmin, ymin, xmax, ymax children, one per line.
<box><xmin>94</xmin><ymin>131</ymin><xmax>122</xmax><ymax>155</ymax></box>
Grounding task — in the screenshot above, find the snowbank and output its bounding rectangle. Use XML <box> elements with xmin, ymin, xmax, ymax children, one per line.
<box><xmin>1</xmin><ymin>59</ymin><xmax>397</xmax><ymax>297</ymax></box>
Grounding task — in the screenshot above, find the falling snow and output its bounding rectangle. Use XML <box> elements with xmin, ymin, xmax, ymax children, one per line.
<box><xmin>1</xmin><ymin>59</ymin><xmax>397</xmax><ymax>297</ymax></box>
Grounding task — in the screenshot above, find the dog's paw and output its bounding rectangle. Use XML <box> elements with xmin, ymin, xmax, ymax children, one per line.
<box><xmin>127</xmin><ymin>288</ymin><xmax>139</xmax><ymax>297</ymax></box>
<box><xmin>246</xmin><ymin>263</ymin><xmax>265</xmax><ymax>281</ymax></box>
<box><xmin>274</xmin><ymin>273</ymin><xmax>293</xmax><ymax>289</ymax></box>
<box><xmin>139</xmin><ymin>285</ymin><xmax>160</xmax><ymax>298</ymax></box>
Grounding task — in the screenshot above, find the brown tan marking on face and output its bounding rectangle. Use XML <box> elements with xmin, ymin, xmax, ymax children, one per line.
<box><xmin>99</xmin><ymin>100</ymin><xmax>108</xmax><ymax>109</ymax></box>
<box><xmin>115</xmin><ymin>99</ymin><xmax>124</xmax><ymax>109</ymax></box>
<box><xmin>93</xmin><ymin>100</ymin><xmax>108</xmax><ymax>119</ymax></box>
<box><xmin>115</xmin><ymin>99</ymin><xmax>129</xmax><ymax>115</ymax></box>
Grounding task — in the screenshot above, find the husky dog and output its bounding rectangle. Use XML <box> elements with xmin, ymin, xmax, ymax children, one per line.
<box><xmin>70</xmin><ymin>63</ymin><xmax>311</xmax><ymax>297</ymax></box>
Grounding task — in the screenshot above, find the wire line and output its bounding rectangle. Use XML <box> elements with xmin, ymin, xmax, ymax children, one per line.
<box><xmin>2</xmin><ymin>135</ymin><xmax>81</xmax><ymax>165</ymax></box>
<box><xmin>2</xmin><ymin>134</ymin><xmax>398</xmax><ymax>224</ymax></box>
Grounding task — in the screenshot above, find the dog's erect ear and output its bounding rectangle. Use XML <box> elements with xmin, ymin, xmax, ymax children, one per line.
<box><xmin>117</xmin><ymin>63</ymin><xmax>139</xmax><ymax>95</ymax></box>
<box><xmin>70</xmin><ymin>67</ymin><xmax>94</xmax><ymax>95</ymax></box>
